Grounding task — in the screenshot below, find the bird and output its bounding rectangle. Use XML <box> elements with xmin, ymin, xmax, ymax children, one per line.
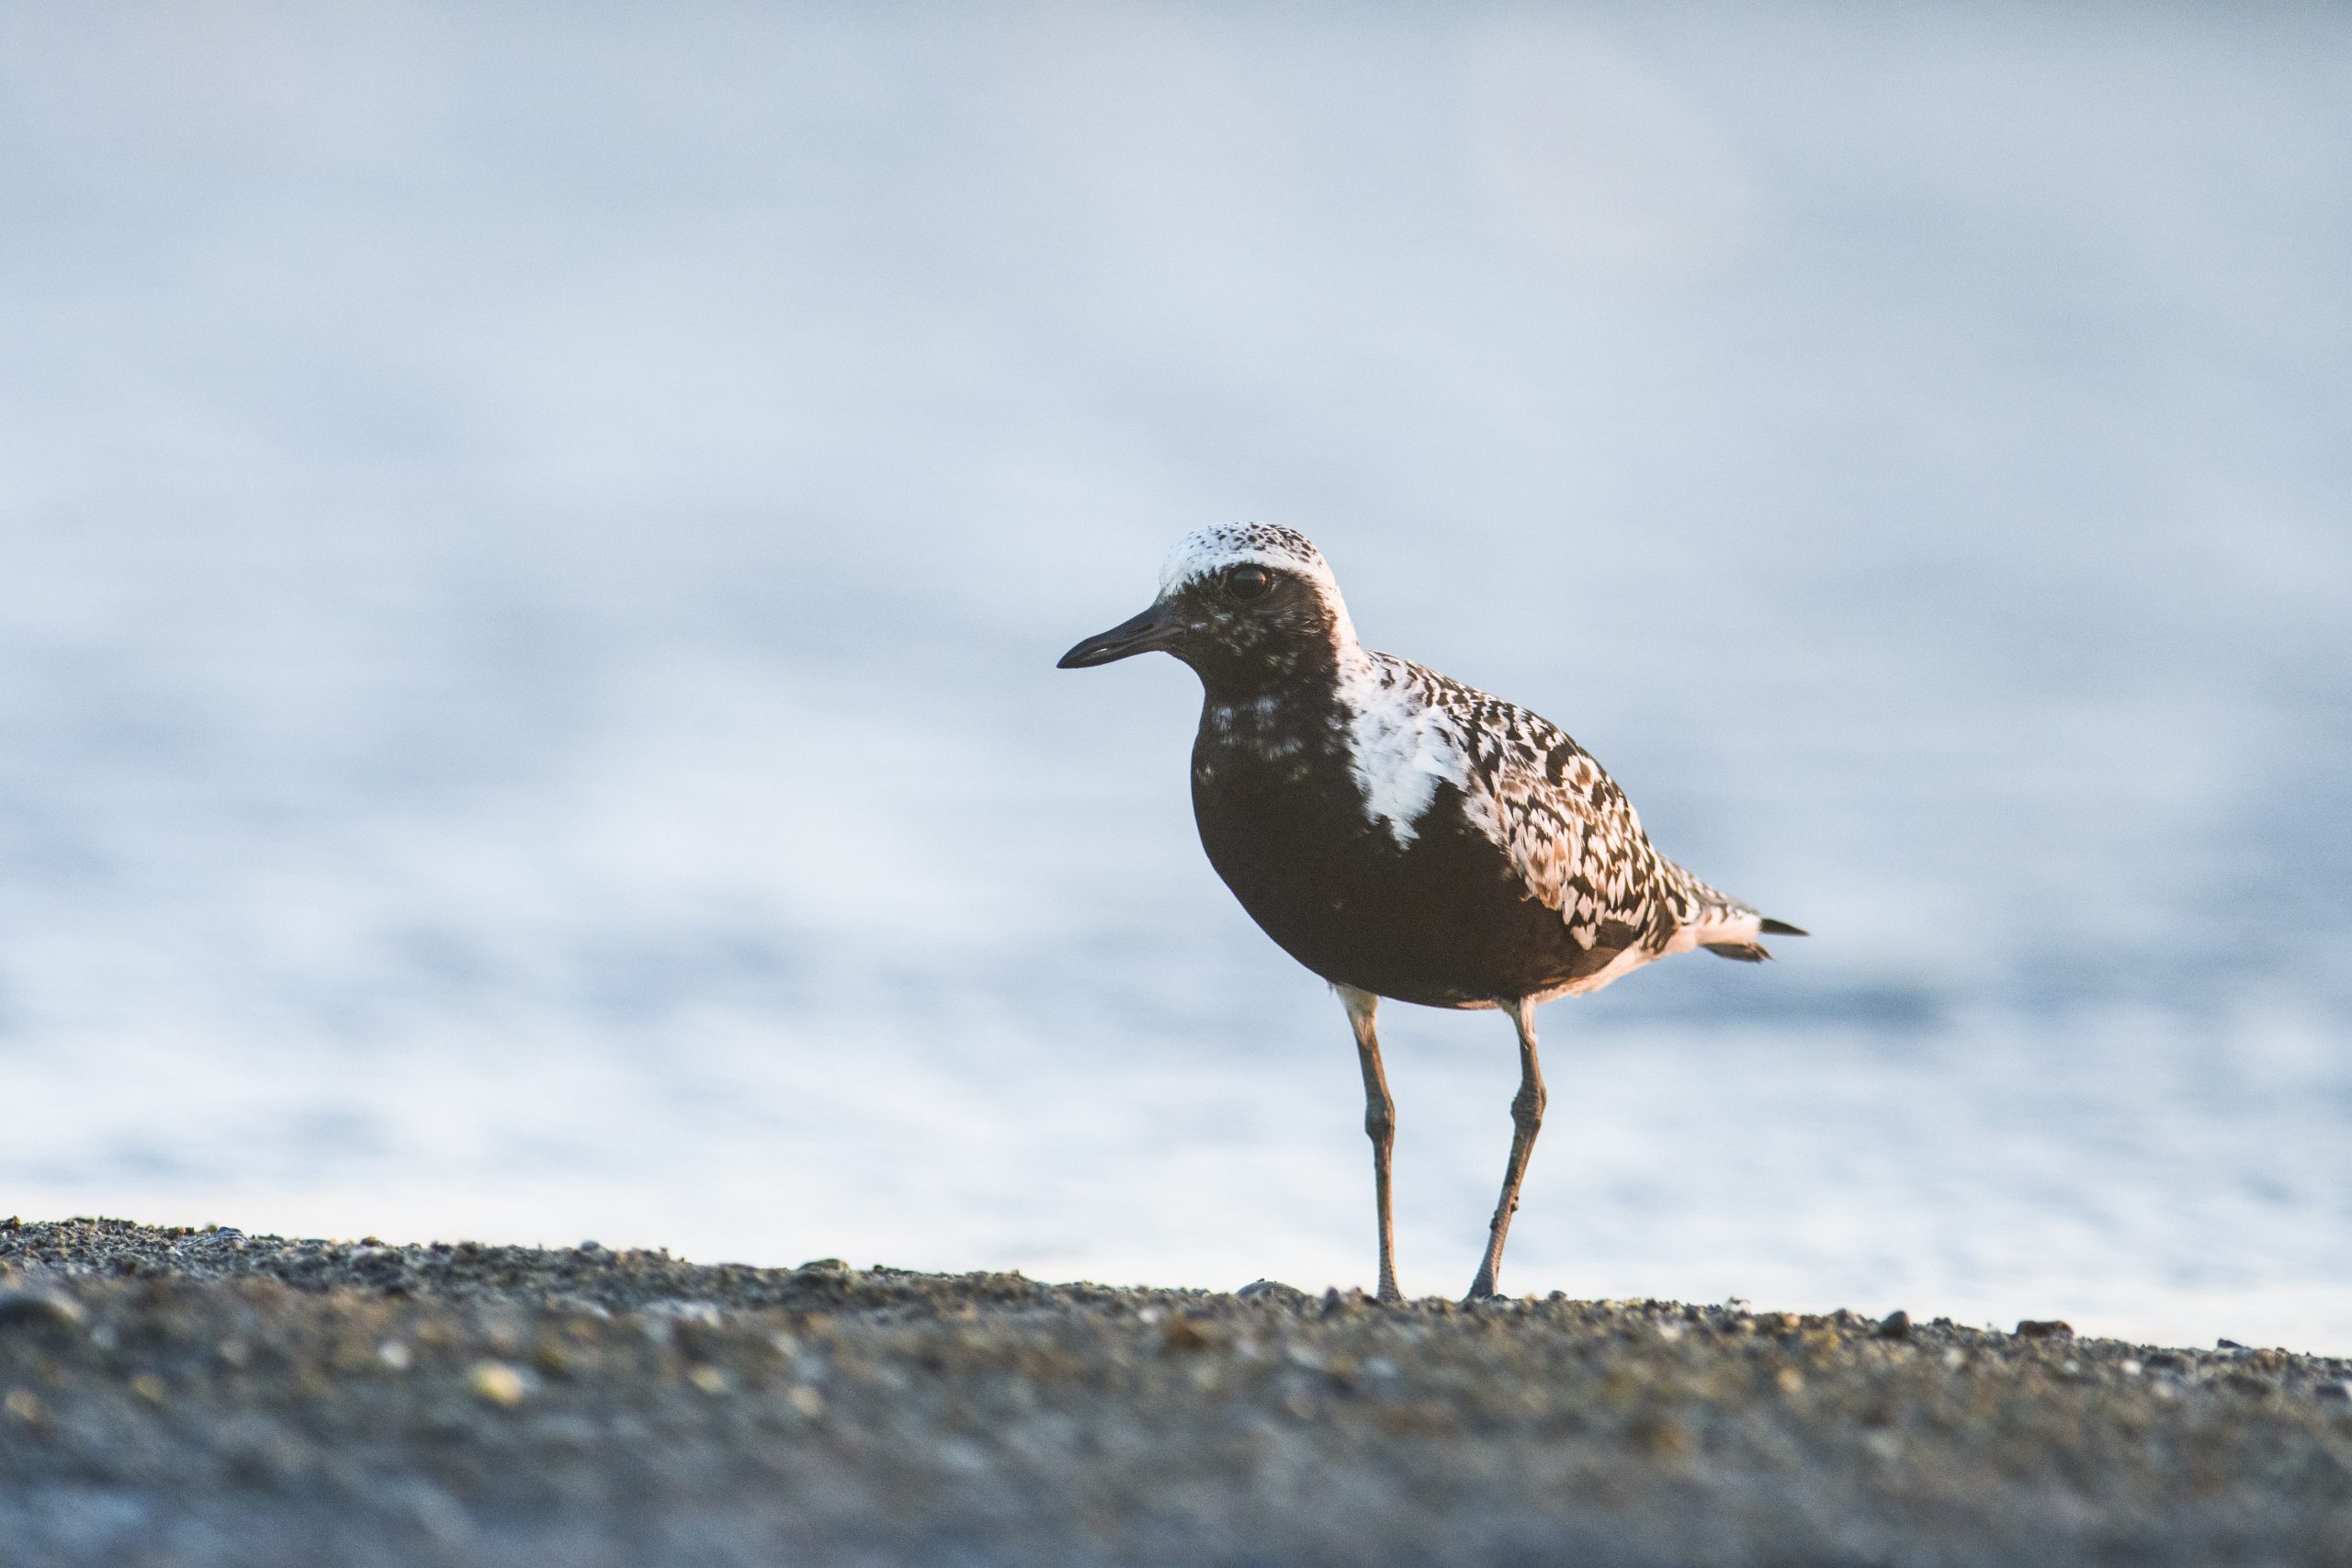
<box><xmin>1057</xmin><ymin>523</ymin><xmax>1803</xmax><ymax>1303</ymax></box>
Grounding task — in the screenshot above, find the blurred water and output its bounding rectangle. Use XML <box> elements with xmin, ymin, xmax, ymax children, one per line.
<box><xmin>1</xmin><ymin>2</ymin><xmax>2347</xmax><ymax>1349</ymax></box>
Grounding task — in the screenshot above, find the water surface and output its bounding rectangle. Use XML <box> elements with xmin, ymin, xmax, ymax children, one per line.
<box><xmin>1</xmin><ymin>2</ymin><xmax>2346</xmax><ymax>1349</ymax></box>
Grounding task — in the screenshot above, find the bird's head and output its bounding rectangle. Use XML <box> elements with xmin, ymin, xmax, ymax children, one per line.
<box><xmin>1057</xmin><ymin>525</ymin><xmax>1358</xmax><ymax>690</ymax></box>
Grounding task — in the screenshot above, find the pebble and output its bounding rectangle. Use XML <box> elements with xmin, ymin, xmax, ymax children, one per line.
<box><xmin>0</xmin><ymin>1287</ymin><xmax>85</xmax><ymax>1330</ymax></box>
<box><xmin>1237</xmin><ymin>1279</ymin><xmax>1309</xmax><ymax>1307</ymax></box>
<box><xmin>468</xmin><ymin>1362</ymin><xmax>528</xmax><ymax>1407</ymax></box>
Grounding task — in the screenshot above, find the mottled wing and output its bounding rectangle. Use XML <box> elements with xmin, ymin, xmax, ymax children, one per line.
<box><xmin>1377</xmin><ymin>656</ymin><xmax>1751</xmax><ymax>964</ymax></box>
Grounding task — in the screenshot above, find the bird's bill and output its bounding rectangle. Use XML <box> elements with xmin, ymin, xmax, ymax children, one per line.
<box><xmin>1056</xmin><ymin>601</ymin><xmax>1181</xmax><ymax>668</ymax></box>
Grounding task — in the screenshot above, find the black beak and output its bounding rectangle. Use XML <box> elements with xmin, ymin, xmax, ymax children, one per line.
<box><xmin>1063</xmin><ymin>602</ymin><xmax>1185</xmax><ymax>667</ymax></box>
<box><xmin>1057</xmin><ymin>601</ymin><xmax>1181</xmax><ymax>669</ymax></box>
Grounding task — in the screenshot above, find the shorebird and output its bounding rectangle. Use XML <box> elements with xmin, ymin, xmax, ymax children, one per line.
<box><xmin>1058</xmin><ymin>524</ymin><xmax>1802</xmax><ymax>1303</ymax></box>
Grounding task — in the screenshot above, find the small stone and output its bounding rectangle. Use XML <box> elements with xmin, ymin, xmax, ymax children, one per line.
<box><xmin>1162</xmin><ymin>1315</ymin><xmax>1215</xmax><ymax>1351</ymax></box>
<box><xmin>379</xmin><ymin>1341</ymin><xmax>413</xmax><ymax>1371</ymax></box>
<box><xmin>1628</xmin><ymin>1413</ymin><xmax>1690</xmax><ymax>1457</ymax></box>
<box><xmin>130</xmin><ymin>1372</ymin><xmax>167</xmax><ymax>1404</ymax></box>
<box><xmin>4</xmin><ymin>1389</ymin><xmax>40</xmax><ymax>1422</ymax></box>
<box><xmin>1875</xmin><ymin>1310</ymin><xmax>1911</xmax><ymax>1340</ymax></box>
<box><xmin>1237</xmin><ymin>1279</ymin><xmax>1308</xmax><ymax>1308</ymax></box>
<box><xmin>2016</xmin><ymin>1320</ymin><xmax>2074</xmax><ymax>1339</ymax></box>
<box><xmin>1775</xmin><ymin>1367</ymin><xmax>1805</xmax><ymax>1393</ymax></box>
<box><xmin>642</xmin><ymin>1300</ymin><xmax>722</xmax><ymax>1326</ymax></box>
<box><xmin>0</xmin><ymin>1287</ymin><xmax>85</xmax><ymax>1330</ymax></box>
<box><xmin>688</xmin><ymin>1365</ymin><xmax>730</xmax><ymax>1395</ymax></box>
<box><xmin>786</xmin><ymin>1384</ymin><xmax>826</xmax><ymax>1418</ymax></box>
<box><xmin>469</xmin><ymin>1361</ymin><xmax>528</xmax><ymax>1407</ymax></box>
<box><xmin>935</xmin><ymin>1437</ymin><xmax>990</xmax><ymax>1474</ymax></box>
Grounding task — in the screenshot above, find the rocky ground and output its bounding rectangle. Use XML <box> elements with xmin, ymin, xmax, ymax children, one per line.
<box><xmin>2</xmin><ymin>1218</ymin><xmax>2349</xmax><ymax>1567</ymax></box>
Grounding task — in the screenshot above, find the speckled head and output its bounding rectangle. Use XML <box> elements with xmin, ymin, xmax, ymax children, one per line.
<box><xmin>1057</xmin><ymin>522</ymin><xmax>1359</xmax><ymax>689</ymax></box>
<box><xmin>1157</xmin><ymin>524</ymin><xmax>1340</xmax><ymax>600</ymax></box>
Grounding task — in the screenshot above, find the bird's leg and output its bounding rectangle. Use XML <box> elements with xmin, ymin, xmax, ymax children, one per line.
<box><xmin>1336</xmin><ymin>985</ymin><xmax>1400</xmax><ymax>1303</ymax></box>
<box><xmin>1466</xmin><ymin>997</ymin><xmax>1546</xmax><ymax>1301</ymax></box>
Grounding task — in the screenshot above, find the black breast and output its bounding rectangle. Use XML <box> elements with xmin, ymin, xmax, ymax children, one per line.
<box><xmin>1187</xmin><ymin>694</ymin><xmax>1608</xmax><ymax>1009</ymax></box>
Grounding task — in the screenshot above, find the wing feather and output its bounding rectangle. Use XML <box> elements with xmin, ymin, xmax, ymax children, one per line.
<box><xmin>1369</xmin><ymin>654</ymin><xmax>1758</xmax><ymax>959</ymax></box>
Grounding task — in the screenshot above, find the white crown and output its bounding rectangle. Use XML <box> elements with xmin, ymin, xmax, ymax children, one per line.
<box><xmin>1157</xmin><ymin>523</ymin><xmax>1339</xmax><ymax>596</ymax></box>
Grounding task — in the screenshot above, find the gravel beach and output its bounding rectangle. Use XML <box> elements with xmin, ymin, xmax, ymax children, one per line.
<box><xmin>3</xmin><ymin>1217</ymin><xmax>2348</xmax><ymax>1567</ymax></box>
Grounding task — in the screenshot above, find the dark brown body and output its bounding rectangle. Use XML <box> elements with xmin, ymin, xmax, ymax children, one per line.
<box><xmin>1188</xmin><ymin>685</ymin><xmax>1615</xmax><ymax>1010</ymax></box>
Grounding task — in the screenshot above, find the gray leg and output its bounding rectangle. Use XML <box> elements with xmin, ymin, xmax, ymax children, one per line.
<box><xmin>1466</xmin><ymin>996</ymin><xmax>1546</xmax><ymax>1301</ymax></box>
<box><xmin>1336</xmin><ymin>985</ymin><xmax>1400</xmax><ymax>1303</ymax></box>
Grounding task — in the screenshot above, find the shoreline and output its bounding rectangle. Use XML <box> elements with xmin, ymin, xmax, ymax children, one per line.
<box><xmin>6</xmin><ymin>1216</ymin><xmax>2350</xmax><ymax>1566</ymax></box>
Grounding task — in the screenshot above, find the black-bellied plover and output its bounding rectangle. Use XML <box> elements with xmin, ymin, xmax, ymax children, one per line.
<box><xmin>1059</xmin><ymin>524</ymin><xmax>1802</xmax><ymax>1302</ymax></box>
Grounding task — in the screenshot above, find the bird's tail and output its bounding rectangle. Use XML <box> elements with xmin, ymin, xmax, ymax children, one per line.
<box><xmin>1694</xmin><ymin>912</ymin><xmax>1808</xmax><ymax>964</ymax></box>
<box><xmin>1661</xmin><ymin>854</ymin><xmax>1807</xmax><ymax>962</ymax></box>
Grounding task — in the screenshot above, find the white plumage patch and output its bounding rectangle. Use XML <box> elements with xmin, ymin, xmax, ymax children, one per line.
<box><xmin>1334</xmin><ymin>650</ymin><xmax>1466</xmax><ymax>846</ymax></box>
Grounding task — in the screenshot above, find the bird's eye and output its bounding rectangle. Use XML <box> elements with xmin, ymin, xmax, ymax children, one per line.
<box><xmin>1224</xmin><ymin>564</ymin><xmax>1274</xmax><ymax>602</ymax></box>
